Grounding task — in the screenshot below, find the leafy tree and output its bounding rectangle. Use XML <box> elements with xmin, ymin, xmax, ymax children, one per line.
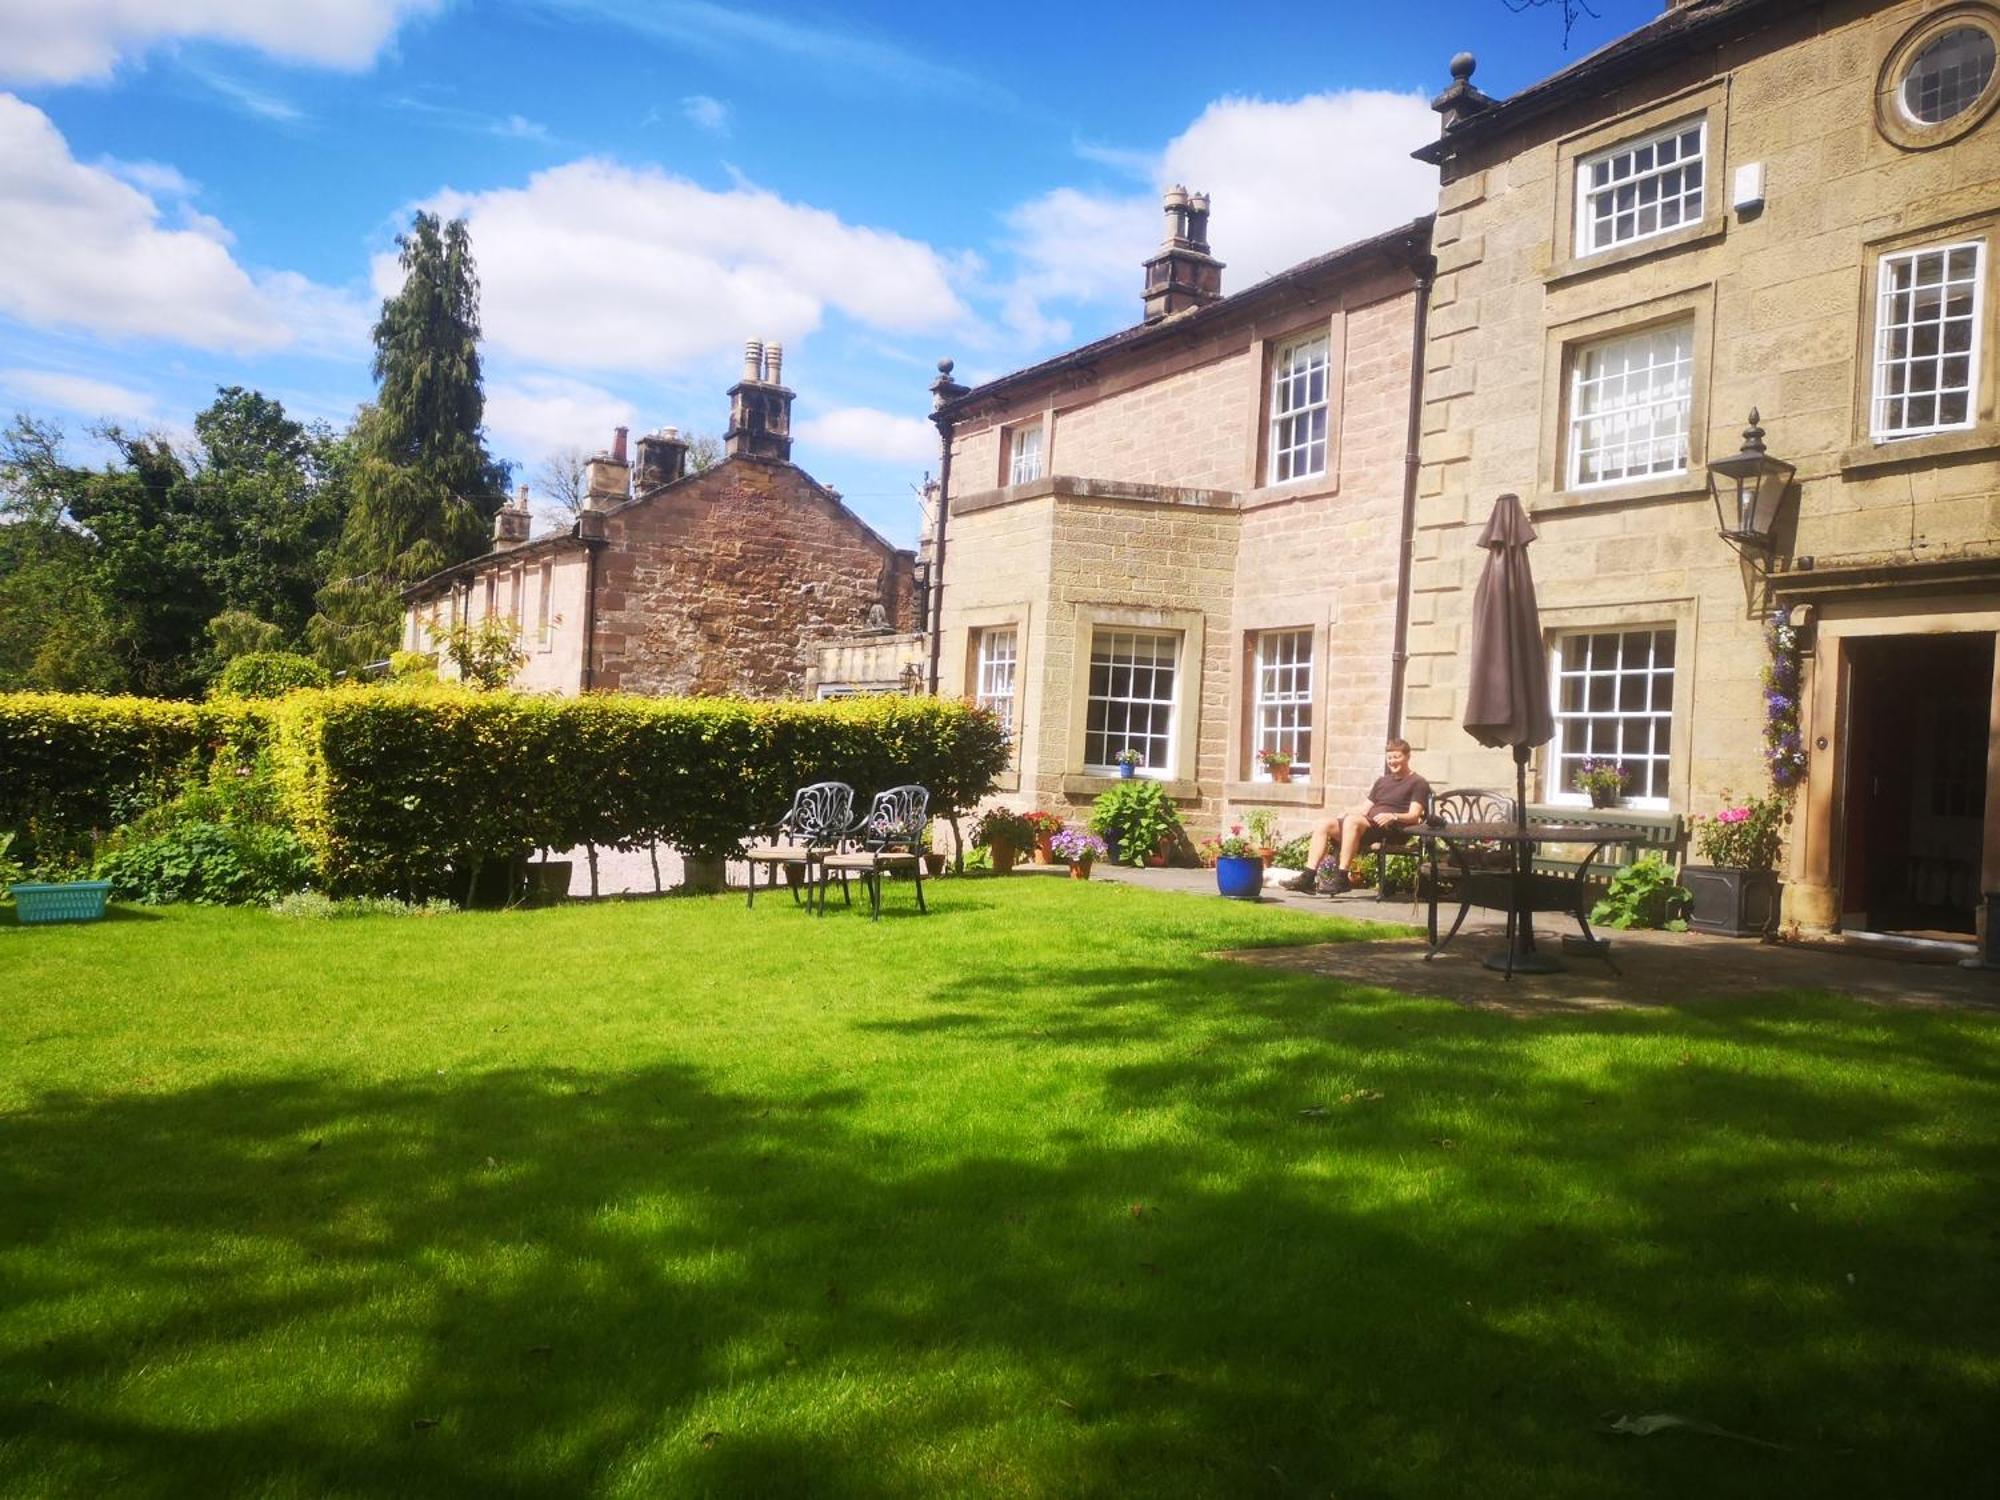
<box><xmin>340</xmin><ymin>214</ymin><xmax>509</xmax><ymax>581</ymax></box>
<box><xmin>0</xmin><ymin>416</ymin><xmax>128</xmax><ymax>692</ymax></box>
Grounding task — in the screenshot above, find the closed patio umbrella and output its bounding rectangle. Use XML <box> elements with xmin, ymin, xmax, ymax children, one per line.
<box><xmin>1462</xmin><ymin>492</ymin><xmax>1558</xmax><ymax>973</ymax></box>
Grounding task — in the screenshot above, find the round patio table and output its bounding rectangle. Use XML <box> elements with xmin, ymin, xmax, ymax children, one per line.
<box><xmin>1418</xmin><ymin>821</ymin><xmax>1634</xmax><ymax>978</ymax></box>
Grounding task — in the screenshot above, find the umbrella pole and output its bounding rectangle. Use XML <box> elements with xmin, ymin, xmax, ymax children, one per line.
<box><xmin>1483</xmin><ymin>744</ymin><xmax>1565</xmax><ymax>976</ymax></box>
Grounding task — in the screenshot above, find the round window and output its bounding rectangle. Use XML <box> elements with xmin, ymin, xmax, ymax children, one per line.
<box><xmin>1877</xmin><ymin>6</ymin><xmax>2000</xmax><ymax>150</ymax></box>
<box><xmin>1901</xmin><ymin>25</ymin><xmax>1997</xmax><ymax>124</ymax></box>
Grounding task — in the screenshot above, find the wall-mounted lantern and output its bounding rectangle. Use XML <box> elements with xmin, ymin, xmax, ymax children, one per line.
<box><xmin>1707</xmin><ymin>409</ymin><xmax>1796</xmax><ymax>558</ymax></box>
<box><xmin>899</xmin><ymin>662</ymin><xmax>924</xmax><ymax>696</ymax></box>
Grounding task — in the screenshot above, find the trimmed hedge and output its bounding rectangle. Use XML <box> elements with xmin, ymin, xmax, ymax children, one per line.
<box><xmin>0</xmin><ymin>689</ymin><xmax>1009</xmax><ymax>898</ymax></box>
<box><xmin>0</xmin><ymin>694</ymin><xmax>251</xmax><ymax>865</ymax></box>
<box><xmin>214</xmin><ymin>652</ymin><xmax>331</xmax><ymax>699</ymax></box>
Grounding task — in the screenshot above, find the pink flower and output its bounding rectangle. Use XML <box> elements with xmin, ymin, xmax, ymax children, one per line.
<box><xmin>1718</xmin><ymin>806</ymin><xmax>1751</xmax><ymax>824</ymax></box>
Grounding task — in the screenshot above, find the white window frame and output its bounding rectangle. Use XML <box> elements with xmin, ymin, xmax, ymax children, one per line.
<box><xmin>1871</xmin><ymin>239</ymin><xmax>1986</xmax><ymax>441</ymax></box>
<box><xmin>1084</xmin><ymin>630</ymin><xmax>1180</xmax><ymax>776</ymax></box>
<box><xmin>1008</xmin><ymin>423</ymin><xmax>1044</xmax><ymax>486</ymax></box>
<box><xmin>1547</xmin><ymin>628</ymin><xmax>1675</xmax><ymax>811</ymax></box>
<box><xmin>1267</xmin><ymin>332</ymin><xmax>1330</xmax><ymax>485</ymax></box>
<box><xmin>1567</xmin><ymin>323</ymin><xmax>1694</xmax><ymax>490</ymax></box>
<box><xmin>536</xmin><ymin>561</ymin><xmax>554</xmax><ymax>647</ymax></box>
<box><xmin>974</xmin><ymin>626</ymin><xmax>1019</xmax><ymax>742</ymax></box>
<box><xmin>1251</xmin><ymin>629</ymin><xmax>1313</xmax><ymax>781</ymax></box>
<box><xmin>1575</xmin><ymin>118</ymin><xmax>1706</xmax><ymax>258</ymax></box>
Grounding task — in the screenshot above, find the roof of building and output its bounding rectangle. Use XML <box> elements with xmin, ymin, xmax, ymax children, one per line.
<box><xmin>400</xmin><ymin>526</ymin><xmax>586</xmax><ymax>602</ymax></box>
<box><xmin>1413</xmin><ymin>0</ymin><xmax>1787</xmax><ymax>166</ymax></box>
<box><xmin>935</xmin><ymin>214</ymin><xmax>1434</xmax><ymax>422</ymax></box>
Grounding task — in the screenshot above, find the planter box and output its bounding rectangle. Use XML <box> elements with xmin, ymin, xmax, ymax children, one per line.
<box><xmin>10</xmin><ymin>880</ymin><xmax>113</xmax><ymax>925</ymax></box>
<box><xmin>1684</xmin><ymin>865</ymin><xmax>1780</xmax><ymax>937</ymax></box>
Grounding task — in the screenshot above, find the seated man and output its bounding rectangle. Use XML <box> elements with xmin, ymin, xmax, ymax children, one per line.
<box><xmin>1282</xmin><ymin>738</ymin><xmax>1432</xmax><ymax>894</ymax></box>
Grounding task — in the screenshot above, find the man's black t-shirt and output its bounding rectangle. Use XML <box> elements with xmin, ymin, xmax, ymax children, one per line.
<box><xmin>1367</xmin><ymin>771</ymin><xmax>1432</xmax><ymax>818</ymax></box>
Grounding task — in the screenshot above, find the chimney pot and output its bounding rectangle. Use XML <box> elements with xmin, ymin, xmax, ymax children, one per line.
<box><xmin>611</xmin><ymin>426</ymin><xmax>629</xmax><ymax>462</ymax></box>
<box><xmin>635</xmin><ymin>425</ymin><xmax>691</xmax><ymax>490</ymax></box>
<box><xmin>765</xmin><ymin>341</ymin><xmax>784</xmax><ymax>386</ymax></box>
<box><xmin>726</xmin><ymin>333</ymin><xmax>794</xmax><ymax>461</ymax></box>
<box><xmin>1142</xmin><ymin>187</ymin><xmax>1223</xmax><ymax>322</ymax></box>
<box><xmin>743</xmin><ymin>339</ymin><xmax>764</xmax><ymax>382</ymax></box>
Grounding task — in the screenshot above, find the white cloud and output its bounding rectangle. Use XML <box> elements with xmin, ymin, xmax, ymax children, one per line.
<box><xmin>681</xmin><ymin>94</ymin><xmax>729</xmax><ymax>135</ymax></box>
<box><xmin>99</xmin><ymin>157</ymin><xmax>198</xmax><ymax>198</ymax></box>
<box><xmin>0</xmin><ymin>367</ymin><xmax>159</xmax><ymax>424</ymax></box>
<box><xmin>484</xmin><ymin>374</ymin><xmax>637</xmax><ymax>461</ymax></box>
<box><xmin>388</xmin><ymin>158</ymin><xmax>968</xmax><ymax>377</ymax></box>
<box><xmin>796</xmin><ymin>406</ymin><xmax>937</xmax><ymax>467</ymax></box>
<box><xmin>0</xmin><ymin>95</ymin><xmax>368</xmax><ymax>355</ymax></box>
<box><xmin>997</xmin><ymin>89</ymin><xmax>1437</xmax><ymax>345</ymax></box>
<box><xmin>0</xmin><ymin>0</ymin><xmax>442</xmax><ymax>86</ymax></box>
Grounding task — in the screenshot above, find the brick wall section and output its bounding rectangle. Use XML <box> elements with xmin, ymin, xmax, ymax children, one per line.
<box><xmin>594</xmin><ymin>456</ymin><xmax>915</xmax><ymax>697</ymax></box>
<box><xmin>1409</xmin><ymin>0</ymin><xmax>2000</xmax><ymax>928</ymax></box>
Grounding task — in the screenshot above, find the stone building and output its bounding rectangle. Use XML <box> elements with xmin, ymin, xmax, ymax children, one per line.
<box><xmin>401</xmin><ymin>341</ymin><xmax>920</xmax><ymax>698</ymax></box>
<box><xmin>930</xmin><ymin>192</ymin><xmax>1433</xmax><ymax>838</ymax></box>
<box><xmin>1408</xmin><ymin>0</ymin><xmax>2000</xmax><ymax>943</ymax></box>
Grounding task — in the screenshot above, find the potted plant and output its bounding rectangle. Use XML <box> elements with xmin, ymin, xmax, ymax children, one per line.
<box><xmin>1255</xmin><ymin>747</ymin><xmax>1295</xmax><ymax>784</ymax></box>
<box><xmin>1575</xmin><ymin>758</ymin><xmax>1629</xmax><ymax>809</ymax></box>
<box><xmin>1245</xmin><ymin>808</ymin><xmax>1281</xmax><ymax>863</ymax></box>
<box><xmin>1113</xmin><ymin>748</ymin><xmax>1143</xmax><ymax>780</ymax></box>
<box><xmin>1213</xmin><ymin>832</ymin><xmax>1263</xmax><ymax>901</ymax></box>
<box><xmin>1684</xmin><ymin>793</ymin><xmax>1787</xmax><ymax>937</ymax></box>
<box><xmin>919</xmin><ymin>821</ymin><xmax>947</xmax><ymax>878</ymax></box>
<box><xmin>1050</xmin><ymin>828</ymin><xmax>1107</xmax><ymax>880</ymax></box>
<box><xmin>1088</xmin><ymin>780</ymin><xmax>1182</xmax><ymax>868</ymax></box>
<box><xmin>970</xmin><ymin>807</ymin><xmax>1035</xmax><ymax>875</ymax></box>
<box><xmin>1023</xmin><ymin>809</ymin><xmax>1066</xmax><ymax>865</ymax></box>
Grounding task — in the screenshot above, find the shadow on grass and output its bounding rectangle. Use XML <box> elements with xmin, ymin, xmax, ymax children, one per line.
<box><xmin>3</xmin><ymin>967</ymin><xmax>1997</xmax><ymax>1498</ymax></box>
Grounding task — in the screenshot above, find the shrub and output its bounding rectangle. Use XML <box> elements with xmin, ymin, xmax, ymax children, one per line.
<box><xmin>970</xmin><ymin>807</ymin><xmax>1035</xmax><ymax>851</ymax></box>
<box><xmin>96</xmin><ymin>819</ymin><xmax>312</xmax><ymax>906</ymax></box>
<box><xmin>1273</xmin><ymin>833</ymin><xmax>1313</xmax><ymax>869</ymax></box>
<box><xmin>1589</xmin><ymin>855</ymin><xmax>1691</xmax><ymax>931</ymax></box>
<box><xmin>1087</xmin><ymin>780</ymin><xmax>1182</xmax><ymax>866</ymax></box>
<box><xmin>214</xmin><ymin>652</ymin><xmax>331</xmax><ymax>700</ymax></box>
<box><xmin>1349</xmin><ymin>852</ymin><xmax>1419</xmax><ymax>896</ymax></box>
<box><xmin>1693</xmin><ymin>793</ymin><xmax>1789</xmax><ymax>871</ymax></box>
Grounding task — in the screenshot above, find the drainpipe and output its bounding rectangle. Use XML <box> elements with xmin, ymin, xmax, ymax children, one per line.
<box><xmin>925</xmin><ymin>358</ymin><xmax>969</xmax><ymax>696</ymax></box>
<box><xmin>1386</xmin><ymin>242</ymin><xmax>1435</xmax><ymax>741</ymax></box>
<box><xmin>576</xmin><ymin>516</ymin><xmax>606</xmax><ymax>692</ymax></box>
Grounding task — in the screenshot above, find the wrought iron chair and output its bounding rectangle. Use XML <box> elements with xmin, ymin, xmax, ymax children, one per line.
<box><xmin>817</xmin><ymin>785</ymin><xmax>930</xmax><ymax>921</ymax></box>
<box><xmin>744</xmin><ymin>781</ymin><xmax>855</xmax><ymax>909</ymax></box>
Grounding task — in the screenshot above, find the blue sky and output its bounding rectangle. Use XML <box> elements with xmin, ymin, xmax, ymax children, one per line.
<box><xmin>0</xmin><ymin>0</ymin><xmax>1661</xmax><ymax>544</ymax></box>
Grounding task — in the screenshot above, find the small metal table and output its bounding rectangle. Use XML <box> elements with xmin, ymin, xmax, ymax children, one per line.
<box><xmin>1419</xmin><ymin>821</ymin><xmax>1631</xmax><ymax>978</ymax></box>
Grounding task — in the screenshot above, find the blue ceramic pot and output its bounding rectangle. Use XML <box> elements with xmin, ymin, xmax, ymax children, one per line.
<box><xmin>1118</xmin><ymin>762</ymin><xmax>1136</xmax><ymax>779</ymax></box>
<box><xmin>1215</xmin><ymin>855</ymin><xmax>1264</xmax><ymax>901</ymax></box>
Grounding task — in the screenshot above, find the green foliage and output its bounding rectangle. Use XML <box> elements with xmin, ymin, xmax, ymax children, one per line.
<box><xmin>336</xmin><ymin>214</ymin><xmax>510</xmax><ymax>583</ymax></box>
<box><xmin>0</xmin><ymin>829</ymin><xmax>22</xmax><ymax>888</ymax></box>
<box><xmin>268</xmin><ymin>891</ymin><xmax>456</xmax><ymax>920</ymax></box>
<box><xmin>207</xmin><ymin>609</ymin><xmax>286</xmax><ymax>661</ymax></box>
<box><xmin>214</xmin><ymin>652</ymin><xmax>332</xmax><ymax>700</ymax></box>
<box><xmin>431</xmin><ymin>616</ymin><xmax>525</xmax><ymax>689</ymax></box>
<box><xmin>1244</xmin><ymin>809</ymin><xmax>1280</xmax><ymax>848</ymax></box>
<box><xmin>1693</xmin><ymin>793</ymin><xmax>1790</xmax><ymax>872</ymax></box>
<box><xmin>1349</xmin><ymin>852</ymin><xmax>1419</xmax><ymax>896</ymax></box>
<box><xmin>1589</xmin><ymin>854</ymin><xmax>1692</xmax><ymax>931</ymax></box>
<box><xmin>1274</xmin><ymin>834</ymin><xmax>1313</xmax><ymax>869</ymax></box>
<box><xmin>1087</xmin><ymin>780</ymin><xmax>1183</xmax><ymax>866</ymax></box>
<box><xmin>95</xmin><ymin>819</ymin><xmax>311</xmax><ymax>906</ymax></box>
<box><xmin>969</xmin><ymin>807</ymin><xmax>1035</xmax><ymax>850</ymax></box>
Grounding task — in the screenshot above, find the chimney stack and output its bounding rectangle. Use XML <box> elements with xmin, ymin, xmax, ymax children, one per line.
<box><xmin>635</xmin><ymin>425</ymin><xmax>690</xmax><ymax>491</ymax></box>
<box><xmin>1141</xmin><ymin>185</ymin><xmax>1224</xmax><ymax>323</ymax></box>
<box><xmin>492</xmin><ymin>482</ymin><xmax>532</xmax><ymax>548</ymax></box>
<box><xmin>584</xmin><ymin>425</ymin><xmax>633</xmax><ymax>509</ymax></box>
<box><xmin>726</xmin><ymin>333</ymin><xmax>794</xmax><ymax>462</ymax></box>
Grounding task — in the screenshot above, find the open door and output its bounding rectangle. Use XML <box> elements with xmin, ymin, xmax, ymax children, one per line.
<box><xmin>1839</xmin><ymin>632</ymin><xmax>1992</xmax><ymax>938</ymax></box>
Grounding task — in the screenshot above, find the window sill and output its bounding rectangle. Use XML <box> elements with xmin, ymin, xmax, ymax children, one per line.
<box><xmin>1544</xmin><ymin>216</ymin><xmax>1726</xmax><ymax>288</ymax></box>
<box><xmin>1225</xmin><ymin>780</ymin><xmax>1322</xmax><ymax>806</ymax></box>
<box><xmin>1062</xmin><ymin>773</ymin><xmax>1199</xmax><ymax>801</ymax></box>
<box><xmin>1240</xmin><ymin>475</ymin><xmax>1338</xmax><ymax>511</ymax></box>
<box><xmin>1838</xmin><ymin>426</ymin><xmax>1999</xmax><ymax>474</ymax></box>
<box><xmin>1529</xmin><ymin>475</ymin><xmax>1709</xmax><ymax>515</ymax></box>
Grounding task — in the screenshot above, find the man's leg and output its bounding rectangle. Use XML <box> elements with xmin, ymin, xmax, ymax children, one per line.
<box><xmin>1337</xmin><ymin>813</ymin><xmax>1374</xmax><ymax>873</ymax></box>
<box><xmin>1283</xmin><ymin>817</ymin><xmax>1340</xmax><ymax>891</ymax></box>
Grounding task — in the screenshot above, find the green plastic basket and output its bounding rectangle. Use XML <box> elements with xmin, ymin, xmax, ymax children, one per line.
<box><xmin>9</xmin><ymin>881</ymin><xmax>113</xmax><ymax>925</ymax></box>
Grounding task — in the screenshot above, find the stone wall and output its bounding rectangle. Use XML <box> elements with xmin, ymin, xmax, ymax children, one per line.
<box><xmin>1409</xmin><ymin>0</ymin><xmax>2000</xmax><ymax>929</ymax></box>
<box><xmin>593</xmin><ymin>456</ymin><xmax>916</xmax><ymax>698</ymax></box>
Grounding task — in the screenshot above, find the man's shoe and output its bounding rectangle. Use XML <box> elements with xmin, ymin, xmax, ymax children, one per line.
<box><xmin>1318</xmin><ymin>869</ymin><xmax>1352</xmax><ymax>896</ymax></box>
<box><xmin>1279</xmin><ymin>869</ymin><xmax>1317</xmax><ymax>893</ymax></box>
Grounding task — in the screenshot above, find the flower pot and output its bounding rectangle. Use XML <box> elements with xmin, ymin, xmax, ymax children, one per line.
<box><xmin>1103</xmin><ymin>836</ymin><xmax>1122</xmax><ymax>865</ymax></box>
<box><xmin>990</xmin><ymin>843</ymin><xmax>1017</xmax><ymax>875</ymax></box>
<box><xmin>681</xmin><ymin>853</ymin><xmax>727</xmax><ymax>893</ymax></box>
<box><xmin>528</xmin><ymin>860</ymin><xmax>573</xmax><ymax>903</ymax></box>
<box><xmin>1215</xmin><ymin>855</ymin><xmax>1264</xmax><ymax>901</ymax></box>
<box><xmin>1118</xmin><ymin>762</ymin><xmax>1138</xmax><ymax>779</ymax></box>
<box><xmin>9</xmin><ymin>880</ymin><xmax>113</xmax><ymax>925</ymax></box>
<box><xmin>1034</xmin><ymin>834</ymin><xmax>1054</xmax><ymax>865</ymax></box>
<box><xmin>1269</xmin><ymin>764</ymin><xmax>1292</xmax><ymax>784</ymax></box>
<box><xmin>1068</xmin><ymin>859</ymin><xmax>1093</xmax><ymax>881</ymax></box>
<box><xmin>1588</xmin><ymin>786</ymin><xmax>1620</xmax><ymax>809</ymax></box>
<box><xmin>923</xmin><ymin>852</ymin><xmax>946</xmax><ymax>877</ymax></box>
<box><xmin>1683</xmin><ymin>865</ymin><xmax>1780</xmax><ymax>937</ymax></box>
<box><xmin>1257</xmin><ymin>847</ymin><xmax>1277</xmax><ymax>865</ymax></box>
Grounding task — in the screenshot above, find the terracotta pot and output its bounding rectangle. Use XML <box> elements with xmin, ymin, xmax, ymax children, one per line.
<box><xmin>1034</xmin><ymin>833</ymin><xmax>1054</xmax><ymax>865</ymax></box>
<box><xmin>1257</xmin><ymin>847</ymin><xmax>1277</xmax><ymax>864</ymax></box>
<box><xmin>1069</xmin><ymin>859</ymin><xmax>1093</xmax><ymax>881</ymax></box>
<box><xmin>991</xmin><ymin>843</ymin><xmax>1016</xmax><ymax>875</ymax></box>
<box><xmin>1270</xmin><ymin>763</ymin><xmax>1293</xmax><ymax>784</ymax></box>
<box><xmin>923</xmin><ymin>852</ymin><xmax>946</xmax><ymax>877</ymax></box>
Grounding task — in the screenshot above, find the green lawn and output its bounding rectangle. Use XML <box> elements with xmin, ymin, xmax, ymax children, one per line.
<box><xmin>3</xmin><ymin>879</ymin><xmax>1997</xmax><ymax>1498</ymax></box>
